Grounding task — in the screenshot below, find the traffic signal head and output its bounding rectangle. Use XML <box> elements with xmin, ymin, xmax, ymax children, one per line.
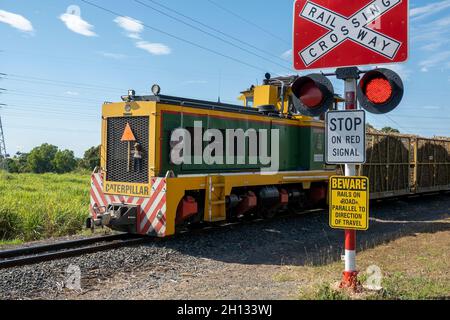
<box><xmin>357</xmin><ymin>68</ymin><xmax>404</xmax><ymax>114</ymax></box>
<box><xmin>291</xmin><ymin>74</ymin><xmax>334</xmax><ymax>117</ymax></box>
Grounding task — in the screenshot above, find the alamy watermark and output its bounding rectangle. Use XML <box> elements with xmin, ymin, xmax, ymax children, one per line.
<box><xmin>57</xmin><ymin>264</ymin><xmax>82</xmax><ymax>292</ymax></box>
<box><xmin>364</xmin><ymin>265</ymin><xmax>383</xmax><ymax>291</ymax></box>
<box><xmin>170</xmin><ymin>121</ymin><xmax>280</xmax><ymax>174</ymax></box>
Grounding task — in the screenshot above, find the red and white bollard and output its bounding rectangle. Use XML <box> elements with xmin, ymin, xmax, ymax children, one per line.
<box><xmin>341</xmin><ymin>229</ymin><xmax>358</xmax><ymax>288</ymax></box>
<box><xmin>340</xmin><ymin>77</ymin><xmax>359</xmax><ymax>290</ymax></box>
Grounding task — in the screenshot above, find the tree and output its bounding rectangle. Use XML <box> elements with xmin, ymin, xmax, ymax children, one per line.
<box><xmin>3</xmin><ymin>158</ymin><xmax>19</xmax><ymax>173</ymax></box>
<box><xmin>27</xmin><ymin>144</ymin><xmax>58</xmax><ymax>173</ymax></box>
<box><xmin>53</xmin><ymin>150</ymin><xmax>77</xmax><ymax>173</ymax></box>
<box><xmin>381</xmin><ymin>127</ymin><xmax>400</xmax><ymax>134</ymax></box>
<box><xmin>80</xmin><ymin>146</ymin><xmax>100</xmax><ymax>171</ymax></box>
<box><xmin>14</xmin><ymin>153</ymin><xmax>30</xmax><ymax>173</ymax></box>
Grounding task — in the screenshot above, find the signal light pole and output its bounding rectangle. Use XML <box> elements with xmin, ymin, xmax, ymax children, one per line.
<box><xmin>0</xmin><ymin>90</ymin><xmax>7</xmax><ymax>167</ymax></box>
<box><xmin>288</xmin><ymin>65</ymin><xmax>405</xmax><ymax>290</ymax></box>
<box><xmin>337</xmin><ymin>67</ymin><xmax>360</xmax><ymax>289</ymax></box>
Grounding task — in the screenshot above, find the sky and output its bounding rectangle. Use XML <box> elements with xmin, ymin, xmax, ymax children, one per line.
<box><xmin>0</xmin><ymin>0</ymin><xmax>450</xmax><ymax>157</ymax></box>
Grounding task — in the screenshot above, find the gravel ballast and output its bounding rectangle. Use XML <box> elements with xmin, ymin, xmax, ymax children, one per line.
<box><xmin>1</xmin><ymin>194</ymin><xmax>449</xmax><ymax>300</ymax></box>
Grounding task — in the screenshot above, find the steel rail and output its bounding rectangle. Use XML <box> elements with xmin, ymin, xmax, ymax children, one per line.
<box><xmin>0</xmin><ymin>234</ymin><xmax>148</xmax><ymax>269</ymax></box>
<box><xmin>2</xmin><ymin>192</ymin><xmax>445</xmax><ymax>270</ymax></box>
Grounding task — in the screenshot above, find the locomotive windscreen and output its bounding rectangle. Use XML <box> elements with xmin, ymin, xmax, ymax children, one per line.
<box><xmin>106</xmin><ymin>117</ymin><xmax>149</xmax><ymax>184</ymax></box>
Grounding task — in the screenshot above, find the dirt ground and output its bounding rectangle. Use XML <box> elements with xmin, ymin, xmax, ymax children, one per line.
<box><xmin>59</xmin><ymin>194</ymin><xmax>450</xmax><ymax>300</ymax></box>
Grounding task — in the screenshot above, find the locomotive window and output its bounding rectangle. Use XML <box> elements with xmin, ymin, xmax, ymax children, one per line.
<box><xmin>246</xmin><ymin>98</ymin><xmax>254</xmax><ymax>108</ymax></box>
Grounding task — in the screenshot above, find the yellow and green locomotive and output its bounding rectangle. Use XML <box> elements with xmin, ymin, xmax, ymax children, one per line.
<box><xmin>89</xmin><ymin>75</ymin><xmax>338</xmax><ymax>237</ymax></box>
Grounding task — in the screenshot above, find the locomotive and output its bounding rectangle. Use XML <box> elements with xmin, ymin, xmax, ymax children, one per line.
<box><xmin>87</xmin><ymin>73</ymin><xmax>450</xmax><ymax>237</ymax></box>
<box><xmin>88</xmin><ymin>74</ymin><xmax>338</xmax><ymax>237</ymax></box>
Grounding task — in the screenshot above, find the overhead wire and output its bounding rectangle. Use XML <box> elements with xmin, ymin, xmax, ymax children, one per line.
<box><xmin>80</xmin><ymin>0</ymin><xmax>274</xmax><ymax>74</ymax></box>
<box><xmin>135</xmin><ymin>0</ymin><xmax>292</xmax><ymax>72</ymax></box>
<box><xmin>205</xmin><ymin>0</ymin><xmax>291</xmax><ymax>45</ymax></box>
<box><xmin>144</xmin><ymin>0</ymin><xmax>289</xmax><ymax>63</ymax></box>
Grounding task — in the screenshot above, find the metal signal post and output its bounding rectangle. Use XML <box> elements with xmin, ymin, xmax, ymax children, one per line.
<box><xmin>0</xmin><ymin>102</ymin><xmax>7</xmax><ymax>164</ymax></box>
<box><xmin>340</xmin><ymin>68</ymin><xmax>359</xmax><ymax>289</ymax></box>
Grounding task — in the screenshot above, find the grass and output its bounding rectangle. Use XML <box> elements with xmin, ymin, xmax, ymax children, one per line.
<box><xmin>0</xmin><ymin>171</ymin><xmax>90</xmax><ymax>242</ymax></box>
<box><xmin>292</xmin><ymin>230</ymin><xmax>450</xmax><ymax>300</ymax></box>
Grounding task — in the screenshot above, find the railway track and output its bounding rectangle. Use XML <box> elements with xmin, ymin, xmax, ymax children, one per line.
<box><xmin>2</xmin><ymin>193</ymin><xmax>444</xmax><ymax>270</ymax></box>
<box><xmin>0</xmin><ymin>234</ymin><xmax>149</xmax><ymax>270</ymax></box>
<box><xmin>0</xmin><ymin>208</ymin><xmax>327</xmax><ymax>270</ymax></box>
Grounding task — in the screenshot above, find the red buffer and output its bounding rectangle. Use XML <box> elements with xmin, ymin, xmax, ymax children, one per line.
<box><xmin>236</xmin><ymin>191</ymin><xmax>258</xmax><ymax>216</ymax></box>
<box><xmin>176</xmin><ymin>196</ymin><xmax>198</xmax><ymax>224</ymax></box>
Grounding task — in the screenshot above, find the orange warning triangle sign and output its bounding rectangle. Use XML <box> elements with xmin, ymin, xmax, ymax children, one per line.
<box><xmin>121</xmin><ymin>123</ymin><xmax>136</xmax><ymax>142</ymax></box>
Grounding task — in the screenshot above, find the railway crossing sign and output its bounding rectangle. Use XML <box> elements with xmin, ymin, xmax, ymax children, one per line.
<box><xmin>329</xmin><ymin>176</ymin><xmax>369</xmax><ymax>231</ymax></box>
<box><xmin>293</xmin><ymin>0</ymin><xmax>409</xmax><ymax>70</ymax></box>
<box><xmin>326</xmin><ymin>110</ymin><xmax>366</xmax><ymax>164</ymax></box>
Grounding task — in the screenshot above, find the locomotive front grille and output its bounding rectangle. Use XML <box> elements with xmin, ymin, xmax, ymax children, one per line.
<box><xmin>106</xmin><ymin>117</ymin><xmax>149</xmax><ymax>184</ymax></box>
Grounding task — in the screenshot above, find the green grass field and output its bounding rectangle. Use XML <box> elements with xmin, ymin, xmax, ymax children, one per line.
<box><xmin>0</xmin><ymin>171</ymin><xmax>90</xmax><ymax>243</ymax></box>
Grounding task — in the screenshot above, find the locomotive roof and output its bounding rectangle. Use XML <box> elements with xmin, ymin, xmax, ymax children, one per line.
<box><xmin>120</xmin><ymin>94</ymin><xmax>293</xmax><ymax>119</ymax></box>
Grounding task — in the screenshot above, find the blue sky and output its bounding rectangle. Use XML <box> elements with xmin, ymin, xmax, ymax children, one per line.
<box><xmin>0</xmin><ymin>0</ymin><xmax>449</xmax><ymax>157</ymax></box>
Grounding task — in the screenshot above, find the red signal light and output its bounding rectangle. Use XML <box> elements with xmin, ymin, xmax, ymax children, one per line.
<box><xmin>291</xmin><ymin>74</ymin><xmax>334</xmax><ymax>117</ymax></box>
<box><xmin>298</xmin><ymin>80</ymin><xmax>324</xmax><ymax>108</ymax></box>
<box><xmin>357</xmin><ymin>68</ymin><xmax>404</xmax><ymax>114</ymax></box>
<box><xmin>364</xmin><ymin>78</ymin><xmax>392</xmax><ymax>104</ymax></box>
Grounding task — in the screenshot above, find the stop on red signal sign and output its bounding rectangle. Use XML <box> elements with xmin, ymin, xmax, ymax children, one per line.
<box><xmin>293</xmin><ymin>0</ymin><xmax>409</xmax><ymax>70</ymax></box>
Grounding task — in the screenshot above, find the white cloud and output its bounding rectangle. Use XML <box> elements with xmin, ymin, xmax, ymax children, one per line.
<box><xmin>114</xmin><ymin>16</ymin><xmax>143</xmax><ymax>39</ymax></box>
<box><xmin>436</xmin><ymin>15</ymin><xmax>450</xmax><ymax>27</ymax></box>
<box><xmin>281</xmin><ymin>49</ymin><xmax>292</xmax><ymax>61</ymax></box>
<box><xmin>59</xmin><ymin>12</ymin><xmax>97</xmax><ymax>37</ymax></box>
<box><xmin>135</xmin><ymin>41</ymin><xmax>171</xmax><ymax>55</ymax></box>
<box><xmin>420</xmin><ymin>42</ymin><xmax>445</xmax><ymax>52</ymax></box>
<box><xmin>98</xmin><ymin>52</ymin><xmax>127</xmax><ymax>60</ymax></box>
<box><xmin>65</xmin><ymin>91</ymin><xmax>79</xmax><ymax>96</ymax></box>
<box><xmin>381</xmin><ymin>64</ymin><xmax>411</xmax><ymax>81</ymax></box>
<box><xmin>413</xmin><ymin>14</ymin><xmax>450</xmax><ymax>53</ymax></box>
<box><xmin>0</xmin><ymin>10</ymin><xmax>33</xmax><ymax>33</ymax></box>
<box><xmin>411</xmin><ymin>0</ymin><xmax>450</xmax><ymax>20</ymax></box>
<box><xmin>114</xmin><ymin>16</ymin><xmax>171</xmax><ymax>56</ymax></box>
<box><xmin>182</xmin><ymin>80</ymin><xmax>208</xmax><ymax>85</ymax></box>
<box><xmin>419</xmin><ymin>50</ymin><xmax>450</xmax><ymax>72</ymax></box>
<box><xmin>423</xmin><ymin>106</ymin><xmax>442</xmax><ymax>110</ymax></box>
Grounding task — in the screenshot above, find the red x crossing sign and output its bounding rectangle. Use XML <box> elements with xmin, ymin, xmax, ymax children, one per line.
<box><xmin>293</xmin><ymin>0</ymin><xmax>409</xmax><ymax>70</ymax></box>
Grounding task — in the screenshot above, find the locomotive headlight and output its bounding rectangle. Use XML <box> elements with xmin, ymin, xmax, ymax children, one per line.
<box><xmin>152</xmin><ymin>84</ymin><xmax>161</xmax><ymax>96</ymax></box>
<box><xmin>125</xmin><ymin>104</ymin><xmax>132</xmax><ymax>113</ymax></box>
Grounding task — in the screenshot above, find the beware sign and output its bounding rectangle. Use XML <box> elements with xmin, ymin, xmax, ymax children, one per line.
<box><xmin>329</xmin><ymin>176</ymin><xmax>369</xmax><ymax>231</ymax></box>
<box><xmin>293</xmin><ymin>0</ymin><xmax>409</xmax><ymax>70</ymax></box>
<box><xmin>326</xmin><ymin>110</ymin><xmax>366</xmax><ymax>164</ymax></box>
<box><xmin>121</xmin><ymin>123</ymin><xmax>136</xmax><ymax>142</ymax></box>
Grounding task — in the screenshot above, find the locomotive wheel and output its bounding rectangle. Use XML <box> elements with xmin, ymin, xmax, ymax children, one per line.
<box><xmin>257</xmin><ymin>208</ymin><xmax>277</xmax><ymax>219</ymax></box>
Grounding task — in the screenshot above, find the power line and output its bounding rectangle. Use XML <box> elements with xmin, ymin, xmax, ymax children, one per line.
<box><xmin>3</xmin><ymin>112</ymin><xmax>98</xmax><ymax>123</ymax></box>
<box><xmin>3</xmin><ymin>98</ymin><xmax>98</xmax><ymax>109</ymax></box>
<box><xmin>0</xmin><ymin>50</ymin><xmax>253</xmax><ymax>80</ymax></box>
<box><xmin>0</xmin><ymin>103</ymin><xmax>7</xmax><ymax>160</ymax></box>
<box><xmin>389</xmin><ymin>114</ymin><xmax>450</xmax><ymax>120</ymax></box>
<box><xmin>205</xmin><ymin>0</ymin><xmax>291</xmax><ymax>45</ymax></box>
<box><xmin>4</xmin><ymin>105</ymin><xmax>99</xmax><ymax>119</ymax></box>
<box><xmin>135</xmin><ymin>0</ymin><xmax>290</xmax><ymax>72</ymax></box>
<box><xmin>4</xmin><ymin>89</ymin><xmax>104</xmax><ymax>104</ymax></box>
<box><xmin>5</xmin><ymin>124</ymin><xmax>98</xmax><ymax>134</ymax></box>
<box><xmin>80</xmin><ymin>0</ymin><xmax>271</xmax><ymax>74</ymax></box>
<box><xmin>4</xmin><ymin>75</ymin><xmax>123</xmax><ymax>94</ymax></box>
<box><xmin>139</xmin><ymin>0</ymin><xmax>290</xmax><ymax>66</ymax></box>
